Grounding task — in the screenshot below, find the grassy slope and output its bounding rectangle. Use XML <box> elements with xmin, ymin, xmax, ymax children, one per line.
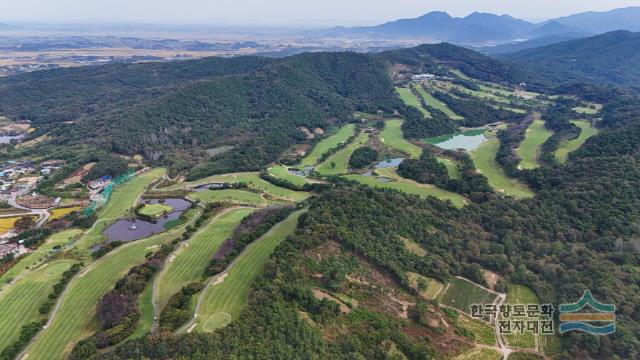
<box><xmin>344</xmin><ymin>167</ymin><xmax>467</xmax><ymax>208</ymax></box>
<box><xmin>396</xmin><ymin>87</ymin><xmax>430</xmax><ymax>117</ymax></box>
<box><xmin>24</xmin><ymin>212</ymin><xmax>195</xmax><ymax>360</ymax></box>
<box><xmin>555</xmin><ymin>120</ymin><xmax>599</xmax><ymax>163</ymax></box>
<box><xmin>268</xmin><ymin>164</ymin><xmax>309</xmax><ymax>187</ymax></box>
<box><xmin>299</xmin><ymin>124</ymin><xmax>356</xmax><ymax>167</ymax></box>
<box><xmin>0</xmin><ymin>260</ymin><xmax>74</xmax><ymax>352</ymax></box>
<box><xmin>0</xmin><ymin>229</ymin><xmax>81</xmax><ymax>285</ymax></box>
<box><xmin>195</xmin><ymin>210</ymin><xmax>304</xmax><ymax>332</ymax></box>
<box><xmin>517</xmin><ymin>119</ymin><xmax>554</xmax><ymax>170</ymax></box>
<box><xmin>316</xmin><ymin>131</ymin><xmax>369</xmax><ymax>175</ymax></box>
<box><xmin>155</xmin><ymin>208</ymin><xmax>255</xmax><ymax>311</ymax></box>
<box><xmin>471</xmin><ymin>139</ymin><xmax>534</xmax><ymax>199</ymax></box>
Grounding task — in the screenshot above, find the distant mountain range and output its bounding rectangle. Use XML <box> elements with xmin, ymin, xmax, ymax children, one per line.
<box><xmin>501</xmin><ymin>30</ymin><xmax>640</xmax><ymax>87</ymax></box>
<box><xmin>326</xmin><ymin>7</ymin><xmax>640</xmax><ymax>46</ymax></box>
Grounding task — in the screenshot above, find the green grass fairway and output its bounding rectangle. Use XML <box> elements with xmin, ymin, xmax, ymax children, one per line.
<box><xmin>0</xmin><ymin>229</ymin><xmax>81</xmax><ymax>285</ymax></box>
<box><xmin>203</xmin><ymin>312</ymin><xmax>232</xmax><ymax>332</ymax></box>
<box><xmin>396</xmin><ymin>87</ymin><xmax>430</xmax><ymax>117</ymax></box>
<box><xmin>156</xmin><ymin>208</ymin><xmax>254</xmax><ymax>311</ymax></box>
<box><xmin>300</xmin><ymin>124</ymin><xmax>356</xmax><ymax>166</ymax></box>
<box><xmin>343</xmin><ymin>167</ymin><xmax>467</xmax><ymax>208</ymax></box>
<box><xmin>268</xmin><ymin>164</ymin><xmax>309</xmax><ymax>187</ymax></box>
<box><xmin>457</xmin><ymin>315</ymin><xmax>497</xmax><ymax>346</ymax></box>
<box><xmin>439</xmin><ymin>277</ymin><xmax>499</xmax><ymax>315</ymax></box>
<box><xmin>555</xmin><ymin>120</ymin><xmax>599</xmax><ymax>163</ymax></box>
<box><xmin>168</xmin><ymin>172</ymin><xmax>309</xmax><ymax>202</ymax></box>
<box><xmin>517</xmin><ymin>119</ymin><xmax>553</xmax><ymax>170</ymax></box>
<box><xmin>0</xmin><ymin>260</ymin><xmax>74</xmax><ymax>352</ymax></box>
<box><xmin>453</xmin><ymin>348</ymin><xmax>502</xmax><ymax>360</ymax></box>
<box><xmin>99</xmin><ymin>168</ymin><xmax>166</xmax><ymax>220</ymax></box>
<box><xmin>503</xmin><ymin>284</ymin><xmax>539</xmax><ymax>350</ymax></box>
<box><xmin>188</xmin><ymin>189</ymin><xmax>270</xmax><ymax>206</ymax></box>
<box><xmin>406</xmin><ymin>272</ymin><xmax>443</xmax><ymax>300</ymax></box>
<box><xmin>414</xmin><ymin>85</ymin><xmax>464</xmax><ymax>120</ymax></box>
<box><xmin>195</xmin><ymin>210</ymin><xmax>304</xmax><ymax>332</ymax></box>
<box><xmin>379</xmin><ymin>119</ymin><xmax>422</xmax><ymax>159</ymax></box>
<box><xmin>471</xmin><ymin>139</ymin><xmax>534</xmax><ymax>199</ymax></box>
<box><xmin>438</xmin><ymin>156</ymin><xmax>461</xmax><ymax>179</ymax></box>
<box><xmin>23</xmin><ymin>216</ymin><xmax>193</xmax><ymax>360</ymax></box>
<box><xmin>316</xmin><ymin>131</ymin><xmax>369</xmax><ymax>176</ymax></box>
<box><xmin>138</xmin><ymin>203</ymin><xmax>172</xmax><ymax>217</ymax></box>
<box><xmin>130</xmin><ymin>282</ymin><xmax>154</xmax><ymax>339</ymax></box>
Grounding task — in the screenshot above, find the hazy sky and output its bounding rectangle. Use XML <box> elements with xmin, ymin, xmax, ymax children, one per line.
<box><xmin>1</xmin><ymin>0</ymin><xmax>639</xmax><ymax>26</ymax></box>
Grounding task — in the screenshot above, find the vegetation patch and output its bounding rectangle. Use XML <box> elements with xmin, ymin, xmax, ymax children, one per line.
<box><xmin>406</xmin><ymin>272</ymin><xmax>443</xmax><ymax>299</ymax></box>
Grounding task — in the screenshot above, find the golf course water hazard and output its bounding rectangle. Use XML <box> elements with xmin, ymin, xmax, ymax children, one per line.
<box><xmin>102</xmin><ymin>198</ymin><xmax>191</xmax><ymax>243</ymax></box>
<box><xmin>426</xmin><ymin>129</ymin><xmax>486</xmax><ymax>151</ymax></box>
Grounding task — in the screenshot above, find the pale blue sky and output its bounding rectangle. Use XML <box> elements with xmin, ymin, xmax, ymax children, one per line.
<box><xmin>1</xmin><ymin>0</ymin><xmax>639</xmax><ymax>26</ymax></box>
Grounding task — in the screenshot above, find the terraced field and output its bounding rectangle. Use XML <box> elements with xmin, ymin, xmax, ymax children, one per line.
<box><xmin>23</xmin><ymin>213</ymin><xmax>194</xmax><ymax>360</ymax></box>
<box><xmin>396</xmin><ymin>86</ymin><xmax>430</xmax><ymax>117</ymax></box>
<box><xmin>555</xmin><ymin>120</ymin><xmax>599</xmax><ymax>163</ymax></box>
<box><xmin>414</xmin><ymin>85</ymin><xmax>464</xmax><ymax>120</ymax></box>
<box><xmin>0</xmin><ymin>229</ymin><xmax>81</xmax><ymax>286</ymax></box>
<box><xmin>300</xmin><ymin>124</ymin><xmax>356</xmax><ymax>167</ymax></box>
<box><xmin>439</xmin><ymin>277</ymin><xmax>499</xmax><ymax>315</ymax></box>
<box><xmin>268</xmin><ymin>164</ymin><xmax>310</xmax><ymax>187</ymax></box>
<box><xmin>502</xmin><ymin>284</ymin><xmax>539</xmax><ymax>350</ymax></box>
<box><xmin>194</xmin><ymin>210</ymin><xmax>304</xmax><ymax>332</ymax></box>
<box><xmin>344</xmin><ymin>167</ymin><xmax>467</xmax><ymax>208</ymax></box>
<box><xmin>316</xmin><ymin>131</ymin><xmax>369</xmax><ymax>175</ymax></box>
<box><xmin>155</xmin><ymin>208</ymin><xmax>255</xmax><ymax>311</ymax></box>
<box><xmin>471</xmin><ymin>138</ymin><xmax>534</xmax><ymax>199</ymax></box>
<box><xmin>0</xmin><ymin>260</ymin><xmax>74</xmax><ymax>353</ymax></box>
<box><xmin>453</xmin><ymin>348</ymin><xmax>502</xmax><ymax>360</ymax></box>
<box><xmin>517</xmin><ymin>119</ymin><xmax>553</xmax><ymax>170</ymax></box>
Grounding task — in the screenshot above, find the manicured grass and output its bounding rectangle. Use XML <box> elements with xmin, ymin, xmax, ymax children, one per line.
<box><xmin>0</xmin><ymin>260</ymin><xmax>74</xmax><ymax>353</ymax></box>
<box><xmin>414</xmin><ymin>85</ymin><xmax>464</xmax><ymax>120</ymax></box>
<box><xmin>168</xmin><ymin>172</ymin><xmax>309</xmax><ymax>202</ymax></box>
<box><xmin>450</xmin><ymin>69</ymin><xmax>472</xmax><ymax>80</ymax></box>
<box><xmin>130</xmin><ymin>281</ymin><xmax>154</xmax><ymax>339</ymax></box>
<box><xmin>457</xmin><ymin>315</ymin><xmax>497</xmax><ymax>346</ymax></box>
<box><xmin>49</xmin><ymin>206</ymin><xmax>82</xmax><ymax>220</ymax></box>
<box><xmin>188</xmin><ymin>189</ymin><xmax>270</xmax><ymax>206</ymax></box>
<box><xmin>453</xmin><ymin>348</ymin><xmax>502</xmax><ymax>360</ymax></box>
<box><xmin>99</xmin><ymin>168</ymin><xmax>166</xmax><ymax>220</ymax></box>
<box><xmin>156</xmin><ymin>208</ymin><xmax>254</xmax><ymax>312</ymax></box>
<box><xmin>316</xmin><ymin>131</ymin><xmax>370</xmax><ymax>176</ymax></box>
<box><xmin>300</xmin><ymin>124</ymin><xmax>356</xmax><ymax>167</ymax></box>
<box><xmin>502</xmin><ymin>285</ymin><xmax>540</xmax><ymax>350</ymax></box>
<box><xmin>344</xmin><ymin>167</ymin><xmax>467</xmax><ymax>208</ymax></box>
<box><xmin>438</xmin><ymin>156</ymin><xmax>461</xmax><ymax>179</ymax></box>
<box><xmin>0</xmin><ymin>229</ymin><xmax>81</xmax><ymax>285</ymax></box>
<box><xmin>195</xmin><ymin>210</ymin><xmax>304</xmax><ymax>332</ymax></box>
<box><xmin>439</xmin><ymin>277</ymin><xmax>499</xmax><ymax>315</ymax></box>
<box><xmin>268</xmin><ymin>164</ymin><xmax>309</xmax><ymax>187</ymax></box>
<box><xmin>555</xmin><ymin>120</ymin><xmax>599</xmax><ymax>163</ymax></box>
<box><xmin>471</xmin><ymin>139</ymin><xmax>534</xmax><ymax>199</ymax></box>
<box><xmin>396</xmin><ymin>87</ymin><xmax>430</xmax><ymax>117</ymax></box>
<box><xmin>517</xmin><ymin>119</ymin><xmax>553</xmax><ymax>170</ymax></box>
<box><xmin>24</xmin><ymin>216</ymin><xmax>192</xmax><ymax>360</ymax></box>
<box><xmin>138</xmin><ymin>203</ymin><xmax>173</xmax><ymax>217</ymax></box>
<box><xmin>572</xmin><ymin>103</ymin><xmax>602</xmax><ymax>115</ymax></box>
<box><xmin>406</xmin><ymin>272</ymin><xmax>443</xmax><ymax>300</ymax></box>
<box><xmin>379</xmin><ymin>119</ymin><xmax>422</xmax><ymax>159</ymax></box>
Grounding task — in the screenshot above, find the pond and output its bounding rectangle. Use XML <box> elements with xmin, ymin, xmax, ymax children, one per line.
<box><xmin>194</xmin><ymin>183</ymin><xmax>226</xmax><ymax>192</ymax></box>
<box><xmin>102</xmin><ymin>198</ymin><xmax>191</xmax><ymax>243</ymax></box>
<box><xmin>375</xmin><ymin>158</ymin><xmax>405</xmax><ymax>169</ymax></box>
<box><xmin>425</xmin><ymin>129</ymin><xmax>486</xmax><ymax>151</ymax></box>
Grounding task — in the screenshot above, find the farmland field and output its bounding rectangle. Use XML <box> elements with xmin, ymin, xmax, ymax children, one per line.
<box><xmin>406</xmin><ymin>272</ymin><xmax>443</xmax><ymax>300</ymax></box>
<box><xmin>0</xmin><ymin>216</ymin><xmax>33</xmax><ymax>234</ymax></box>
<box><xmin>414</xmin><ymin>84</ymin><xmax>464</xmax><ymax>120</ymax></box>
<box><xmin>268</xmin><ymin>164</ymin><xmax>310</xmax><ymax>187</ymax></box>
<box><xmin>0</xmin><ymin>229</ymin><xmax>81</xmax><ymax>285</ymax></box>
<box><xmin>98</xmin><ymin>168</ymin><xmax>166</xmax><ymax>220</ymax></box>
<box><xmin>299</xmin><ymin>124</ymin><xmax>356</xmax><ymax>167</ymax></box>
<box><xmin>457</xmin><ymin>315</ymin><xmax>497</xmax><ymax>346</ymax></box>
<box><xmin>195</xmin><ymin>210</ymin><xmax>304</xmax><ymax>332</ymax></box>
<box><xmin>439</xmin><ymin>277</ymin><xmax>499</xmax><ymax>315</ymax></box>
<box><xmin>23</xmin><ymin>213</ymin><xmax>193</xmax><ymax>360</ymax></box>
<box><xmin>396</xmin><ymin>86</ymin><xmax>430</xmax><ymax>117</ymax></box>
<box><xmin>517</xmin><ymin>119</ymin><xmax>553</xmax><ymax>170</ymax></box>
<box><xmin>0</xmin><ymin>260</ymin><xmax>74</xmax><ymax>353</ymax></box>
<box><xmin>555</xmin><ymin>120</ymin><xmax>599</xmax><ymax>163</ymax></box>
<box><xmin>453</xmin><ymin>348</ymin><xmax>502</xmax><ymax>360</ymax></box>
<box><xmin>471</xmin><ymin>138</ymin><xmax>534</xmax><ymax>199</ymax></box>
<box><xmin>316</xmin><ymin>131</ymin><xmax>369</xmax><ymax>175</ymax></box>
<box><xmin>344</xmin><ymin>167</ymin><xmax>467</xmax><ymax>208</ymax></box>
<box><xmin>502</xmin><ymin>284</ymin><xmax>538</xmax><ymax>350</ymax></box>
<box><xmin>188</xmin><ymin>189</ymin><xmax>270</xmax><ymax>206</ymax></box>
<box><xmin>155</xmin><ymin>208</ymin><xmax>254</xmax><ymax>311</ymax></box>
<box><xmin>49</xmin><ymin>206</ymin><xmax>82</xmax><ymax>220</ymax></box>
